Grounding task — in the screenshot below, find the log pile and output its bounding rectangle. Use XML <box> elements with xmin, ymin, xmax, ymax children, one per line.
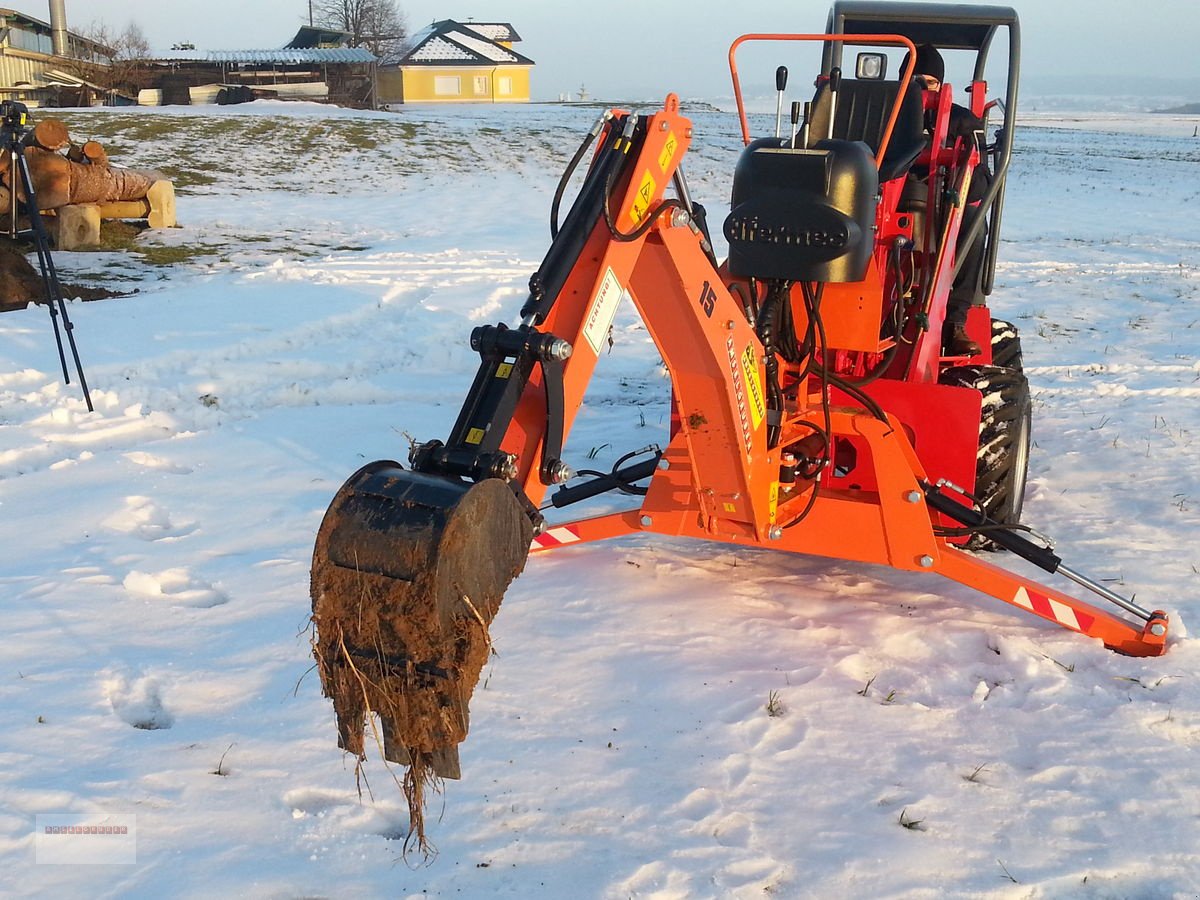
<box><xmin>0</xmin><ymin>118</ymin><xmax>175</xmax><ymax>249</ymax></box>
<box><xmin>0</xmin><ymin>120</ymin><xmax>162</xmax><ymax>212</ymax></box>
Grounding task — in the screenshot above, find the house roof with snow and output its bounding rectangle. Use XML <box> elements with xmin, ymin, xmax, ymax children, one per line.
<box><xmin>461</xmin><ymin>23</ymin><xmax>522</xmax><ymax>43</ymax></box>
<box><xmin>395</xmin><ymin>20</ymin><xmax>533</xmax><ymax>67</ymax></box>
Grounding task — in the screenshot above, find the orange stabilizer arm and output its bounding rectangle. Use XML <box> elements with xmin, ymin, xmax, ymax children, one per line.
<box><xmin>934</xmin><ymin>548</ymin><xmax>1168</xmax><ymax>656</ymax></box>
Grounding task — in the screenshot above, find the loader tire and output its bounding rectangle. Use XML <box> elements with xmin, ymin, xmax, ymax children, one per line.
<box><xmin>939</xmin><ymin>364</ymin><xmax>1032</xmax><ymax>551</ymax></box>
<box><xmin>990</xmin><ymin>318</ymin><xmax>1023</xmax><ymax>372</ymax></box>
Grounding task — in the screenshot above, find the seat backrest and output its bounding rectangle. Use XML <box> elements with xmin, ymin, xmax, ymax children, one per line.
<box><xmin>806</xmin><ymin>77</ymin><xmax>926</xmax><ymax>181</ymax></box>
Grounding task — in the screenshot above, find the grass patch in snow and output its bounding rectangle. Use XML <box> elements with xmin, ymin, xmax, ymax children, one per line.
<box><xmin>95</xmin><ymin>223</ymin><xmax>225</xmax><ymax>266</ymax></box>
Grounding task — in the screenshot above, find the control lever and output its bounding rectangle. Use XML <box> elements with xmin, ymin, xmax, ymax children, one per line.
<box><xmin>773</xmin><ymin>66</ymin><xmax>788</xmax><ymax>138</ymax></box>
<box><xmin>827</xmin><ymin>66</ymin><xmax>842</xmax><ymax>140</ymax></box>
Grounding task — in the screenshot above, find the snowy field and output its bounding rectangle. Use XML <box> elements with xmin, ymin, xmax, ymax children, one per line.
<box><xmin>2</xmin><ymin>98</ymin><xmax>1199</xmax><ymax>898</ymax></box>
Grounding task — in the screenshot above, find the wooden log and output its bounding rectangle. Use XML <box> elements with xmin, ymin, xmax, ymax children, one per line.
<box><xmin>19</xmin><ymin>148</ymin><xmax>70</xmax><ymax>208</ymax></box>
<box><xmin>28</xmin><ymin>119</ymin><xmax>70</xmax><ymax>151</ymax></box>
<box><xmin>21</xmin><ymin>150</ymin><xmax>160</xmax><ymax>208</ymax></box>
<box><xmin>82</xmin><ymin>141</ymin><xmax>108</xmax><ymax>166</ymax></box>
<box><xmin>65</xmin><ymin>140</ymin><xmax>109</xmax><ymax>166</ymax></box>
<box><xmin>95</xmin><ymin>199</ymin><xmax>150</xmax><ymax>219</ymax></box>
<box><xmin>83</xmin><ymin>182</ymin><xmax>174</xmax><ymax>230</ymax></box>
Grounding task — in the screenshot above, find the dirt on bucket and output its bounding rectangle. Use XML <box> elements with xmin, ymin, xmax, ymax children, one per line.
<box><xmin>310</xmin><ymin>465</ymin><xmax>533</xmax><ymax>858</ymax></box>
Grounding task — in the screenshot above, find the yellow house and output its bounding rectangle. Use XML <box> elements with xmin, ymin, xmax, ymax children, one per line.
<box><xmin>378</xmin><ymin>20</ymin><xmax>533</xmax><ymax>104</ymax></box>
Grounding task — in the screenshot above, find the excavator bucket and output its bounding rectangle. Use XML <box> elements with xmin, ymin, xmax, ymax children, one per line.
<box><xmin>310</xmin><ymin>461</ymin><xmax>533</xmax><ymax>779</ymax></box>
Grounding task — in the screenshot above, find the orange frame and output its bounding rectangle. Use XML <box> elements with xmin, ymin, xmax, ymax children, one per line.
<box><xmin>502</xmin><ymin>80</ymin><xmax>1168</xmax><ymax>657</ymax></box>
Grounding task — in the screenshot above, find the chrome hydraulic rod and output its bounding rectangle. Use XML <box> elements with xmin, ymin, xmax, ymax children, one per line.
<box><xmin>1057</xmin><ymin>564</ymin><xmax>1154</xmax><ymax>623</ymax></box>
<box><xmin>923</xmin><ymin>480</ymin><xmax>1157</xmax><ymax>625</ymax></box>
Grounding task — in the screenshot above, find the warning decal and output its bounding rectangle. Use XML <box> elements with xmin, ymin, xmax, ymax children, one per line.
<box><xmin>582</xmin><ymin>267</ymin><xmax>623</xmax><ymax>355</ymax></box>
<box><xmin>658</xmin><ymin>132</ymin><xmax>678</xmax><ymax>173</ymax></box>
<box><xmin>741</xmin><ymin>344</ymin><xmax>766</xmax><ymax>430</ymax></box>
<box><xmin>629</xmin><ymin>170</ymin><xmax>657</xmax><ymax>225</ymax></box>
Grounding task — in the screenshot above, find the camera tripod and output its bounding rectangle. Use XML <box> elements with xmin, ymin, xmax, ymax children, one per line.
<box><xmin>2</xmin><ymin>100</ymin><xmax>91</xmax><ymax>411</ymax></box>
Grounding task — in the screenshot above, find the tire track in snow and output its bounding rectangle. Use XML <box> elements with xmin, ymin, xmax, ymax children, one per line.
<box><xmin>1027</xmin><ymin>363</ymin><xmax>1200</xmax><ymax>398</ymax></box>
<box><xmin>2</xmin><ymin>250</ymin><xmax>537</xmax><ymax>481</ymax></box>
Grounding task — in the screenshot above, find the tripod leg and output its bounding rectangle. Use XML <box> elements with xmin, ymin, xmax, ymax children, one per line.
<box><xmin>14</xmin><ymin>149</ymin><xmax>92</xmax><ymax>411</ymax></box>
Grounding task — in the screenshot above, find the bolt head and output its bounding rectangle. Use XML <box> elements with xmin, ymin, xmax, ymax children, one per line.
<box><xmin>918</xmin><ymin>555</ymin><xmax>934</xmax><ymax>568</ymax></box>
<box><xmin>500</xmin><ymin>455</ymin><xmax>520</xmax><ymax>481</ymax></box>
<box><xmin>768</xmin><ymin>526</ymin><xmax>783</xmax><ymax>541</ymax></box>
<box><xmin>548</xmin><ymin>460</ymin><xmax>574</xmax><ymax>484</ymax></box>
<box><xmin>1151</xmin><ymin>623</ymin><xmax>1167</xmax><ymax>637</ymax></box>
<box><xmin>639</xmin><ymin>515</ymin><xmax>653</xmax><ymax>527</ymax></box>
<box><xmin>905</xmin><ymin>490</ymin><xmax>922</xmax><ymax>503</ymax></box>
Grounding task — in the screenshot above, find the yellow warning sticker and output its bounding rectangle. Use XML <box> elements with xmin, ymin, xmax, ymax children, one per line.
<box><xmin>741</xmin><ymin>344</ymin><xmax>766</xmax><ymax>430</ymax></box>
<box><xmin>496</xmin><ymin>362</ymin><xmax>513</xmax><ymax>379</ymax></box>
<box><xmin>658</xmin><ymin>132</ymin><xmax>678</xmax><ymax>172</ymax></box>
<box><xmin>629</xmin><ymin>170</ymin><xmax>656</xmax><ymax>225</ymax></box>
<box><xmin>465</xmin><ymin>427</ymin><xmax>486</xmax><ymax>445</ymax></box>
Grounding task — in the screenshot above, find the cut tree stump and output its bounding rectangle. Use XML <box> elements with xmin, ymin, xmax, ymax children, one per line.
<box><xmin>51</xmin><ymin>204</ymin><xmax>101</xmax><ymax>250</ymax></box>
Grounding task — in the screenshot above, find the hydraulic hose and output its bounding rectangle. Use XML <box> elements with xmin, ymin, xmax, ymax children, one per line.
<box><xmin>521</xmin><ymin>116</ymin><xmax>632</xmax><ymax>324</ymax></box>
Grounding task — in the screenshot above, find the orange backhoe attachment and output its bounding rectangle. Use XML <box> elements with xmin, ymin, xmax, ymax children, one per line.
<box><xmin>310</xmin><ymin>32</ymin><xmax>1170</xmax><ymax>781</ymax></box>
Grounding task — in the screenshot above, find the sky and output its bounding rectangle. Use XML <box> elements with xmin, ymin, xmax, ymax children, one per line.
<box><xmin>26</xmin><ymin>0</ymin><xmax>1200</xmax><ymax>101</ymax></box>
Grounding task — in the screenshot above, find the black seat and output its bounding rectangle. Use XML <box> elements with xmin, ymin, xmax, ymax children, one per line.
<box><xmin>807</xmin><ymin>77</ymin><xmax>926</xmax><ymax>182</ymax></box>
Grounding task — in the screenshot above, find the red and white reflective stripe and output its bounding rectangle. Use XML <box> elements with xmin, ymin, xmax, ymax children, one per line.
<box><xmin>1013</xmin><ymin>586</ymin><xmax>1095</xmax><ymax>634</ymax></box>
<box><xmin>531</xmin><ymin>526</ymin><xmax>583</xmax><ymax>551</ymax></box>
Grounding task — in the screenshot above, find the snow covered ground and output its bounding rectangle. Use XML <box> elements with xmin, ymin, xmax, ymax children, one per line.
<box><xmin>2</xmin><ymin>99</ymin><xmax>1199</xmax><ymax>898</ymax></box>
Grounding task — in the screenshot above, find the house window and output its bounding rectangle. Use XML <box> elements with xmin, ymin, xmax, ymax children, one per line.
<box><xmin>498</xmin><ymin>76</ymin><xmax>513</xmax><ymax>96</ymax></box>
<box><xmin>473</xmin><ymin>75</ymin><xmax>489</xmax><ymax>95</ymax></box>
<box><xmin>434</xmin><ymin>76</ymin><xmax>461</xmax><ymax>96</ymax></box>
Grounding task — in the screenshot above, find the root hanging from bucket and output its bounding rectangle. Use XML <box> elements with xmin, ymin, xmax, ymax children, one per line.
<box><xmin>309</xmin><ymin>467</ymin><xmax>533</xmax><ymax>855</ymax></box>
<box><xmin>319</xmin><ymin>619</ymin><xmax>442</xmax><ymax>861</ymax></box>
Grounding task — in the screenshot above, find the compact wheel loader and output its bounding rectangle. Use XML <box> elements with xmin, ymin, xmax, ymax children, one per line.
<box><xmin>310</xmin><ymin>3</ymin><xmax>1171</xmax><ymax>785</ymax></box>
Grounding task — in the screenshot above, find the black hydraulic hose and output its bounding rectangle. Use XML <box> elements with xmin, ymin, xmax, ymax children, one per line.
<box><xmin>800</xmin><ymin>281</ymin><xmax>835</xmax><ymax>463</ymax></box>
<box><xmin>755</xmin><ymin>284</ymin><xmax>789</xmax><ymax>449</ymax></box>
<box><xmin>521</xmin><ymin>117</ymin><xmax>633</xmax><ymax>324</ymax></box>
<box><xmin>923</xmin><ymin>483</ymin><xmax>1062</xmax><ymax>573</ymax></box>
<box><xmin>824</xmin><ymin>371</ymin><xmax>890</xmax><ymax>425</ymax></box>
<box><xmin>550</xmin><ymin>114</ymin><xmax>607</xmax><ymax>240</ymax></box>
<box><xmin>601</xmin><ymin>161</ymin><xmax>683</xmax><ymax>243</ymax></box>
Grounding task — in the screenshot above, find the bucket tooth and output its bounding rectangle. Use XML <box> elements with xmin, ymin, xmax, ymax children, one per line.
<box><xmin>311</xmin><ymin>461</ymin><xmax>532</xmax><ymax>779</ymax></box>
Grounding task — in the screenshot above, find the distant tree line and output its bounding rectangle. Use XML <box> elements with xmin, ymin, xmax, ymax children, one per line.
<box><xmin>66</xmin><ymin>22</ymin><xmax>150</xmax><ymax>94</ymax></box>
<box><xmin>311</xmin><ymin>0</ymin><xmax>409</xmax><ymax>61</ymax></box>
